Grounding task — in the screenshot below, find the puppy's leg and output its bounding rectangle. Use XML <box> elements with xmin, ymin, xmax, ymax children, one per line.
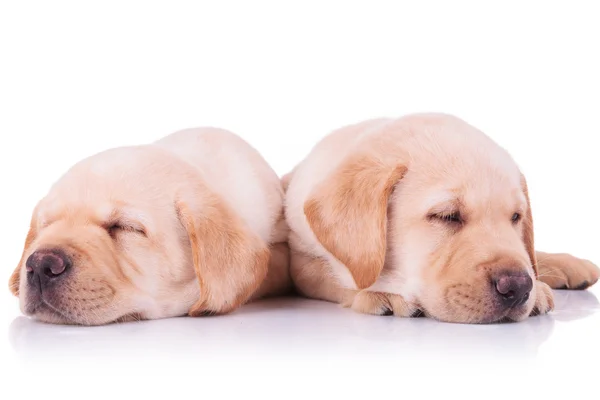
<box><xmin>289</xmin><ymin>236</ymin><xmax>418</xmax><ymax>317</ymax></box>
<box><xmin>290</xmin><ymin>248</ymin><xmax>356</xmax><ymax>306</ymax></box>
<box><xmin>535</xmin><ymin>251</ymin><xmax>600</xmax><ymax>290</ymax></box>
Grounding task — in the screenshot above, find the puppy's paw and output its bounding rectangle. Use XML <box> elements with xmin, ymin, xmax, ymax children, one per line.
<box><xmin>530</xmin><ymin>281</ymin><xmax>555</xmax><ymax>317</ymax></box>
<box><xmin>349</xmin><ymin>291</ymin><xmax>391</xmax><ymax>315</ymax></box>
<box><xmin>350</xmin><ymin>291</ymin><xmax>418</xmax><ymax>317</ymax></box>
<box><xmin>537</xmin><ymin>252</ymin><xmax>600</xmax><ymax>290</ymax></box>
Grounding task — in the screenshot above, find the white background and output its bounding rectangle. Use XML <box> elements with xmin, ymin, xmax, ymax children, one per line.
<box><xmin>1</xmin><ymin>1</ymin><xmax>599</xmax><ymax>399</ymax></box>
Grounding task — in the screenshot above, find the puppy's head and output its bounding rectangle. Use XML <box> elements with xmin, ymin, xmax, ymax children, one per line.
<box><xmin>9</xmin><ymin>145</ymin><xmax>259</xmax><ymax>325</ymax></box>
<box><xmin>305</xmin><ymin>114</ymin><xmax>541</xmax><ymax>323</ymax></box>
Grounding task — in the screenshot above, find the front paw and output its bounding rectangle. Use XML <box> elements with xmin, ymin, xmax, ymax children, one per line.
<box><xmin>350</xmin><ymin>291</ymin><xmax>418</xmax><ymax>317</ymax></box>
<box><xmin>537</xmin><ymin>252</ymin><xmax>600</xmax><ymax>290</ymax></box>
<box><xmin>530</xmin><ymin>281</ymin><xmax>555</xmax><ymax>316</ymax></box>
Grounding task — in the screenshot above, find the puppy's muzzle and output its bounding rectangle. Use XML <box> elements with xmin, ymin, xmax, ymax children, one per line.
<box><xmin>26</xmin><ymin>248</ymin><xmax>71</xmax><ymax>292</ymax></box>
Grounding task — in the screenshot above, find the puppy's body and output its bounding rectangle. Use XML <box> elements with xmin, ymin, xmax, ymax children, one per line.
<box><xmin>156</xmin><ymin>129</ymin><xmax>283</xmax><ymax>244</ymax></box>
<box><xmin>10</xmin><ymin>128</ymin><xmax>291</xmax><ymax>325</ymax></box>
<box><xmin>156</xmin><ymin>129</ymin><xmax>292</xmax><ymax>302</ymax></box>
<box><xmin>285</xmin><ymin>113</ymin><xmax>599</xmax><ymax>323</ymax></box>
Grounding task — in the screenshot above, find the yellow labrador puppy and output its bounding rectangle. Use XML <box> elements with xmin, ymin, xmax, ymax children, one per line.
<box><xmin>9</xmin><ymin>128</ymin><xmax>291</xmax><ymax>325</ymax></box>
<box><xmin>284</xmin><ymin>113</ymin><xmax>599</xmax><ymax>323</ymax></box>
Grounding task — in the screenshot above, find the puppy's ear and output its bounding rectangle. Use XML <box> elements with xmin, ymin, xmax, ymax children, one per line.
<box><xmin>520</xmin><ymin>175</ymin><xmax>538</xmax><ymax>277</ymax></box>
<box><xmin>304</xmin><ymin>153</ymin><xmax>407</xmax><ymax>289</ymax></box>
<box><xmin>175</xmin><ymin>182</ymin><xmax>270</xmax><ymax>316</ymax></box>
<box><xmin>9</xmin><ymin>216</ymin><xmax>38</xmax><ymax>296</ymax></box>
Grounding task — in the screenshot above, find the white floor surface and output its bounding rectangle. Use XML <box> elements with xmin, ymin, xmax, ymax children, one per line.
<box><xmin>2</xmin><ymin>287</ymin><xmax>599</xmax><ymax>399</ymax></box>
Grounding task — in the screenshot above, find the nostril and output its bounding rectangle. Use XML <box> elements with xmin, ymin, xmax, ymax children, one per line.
<box><xmin>43</xmin><ymin>265</ymin><xmax>57</xmax><ymax>277</ymax></box>
<box><xmin>495</xmin><ymin>276</ymin><xmax>518</xmax><ymax>296</ymax></box>
<box><xmin>41</xmin><ymin>255</ymin><xmax>66</xmax><ymax>276</ymax></box>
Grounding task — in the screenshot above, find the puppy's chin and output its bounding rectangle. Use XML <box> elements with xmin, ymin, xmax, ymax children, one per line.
<box><xmin>24</xmin><ymin>301</ymin><xmax>76</xmax><ymax>325</ymax></box>
<box><xmin>476</xmin><ymin>306</ymin><xmax>532</xmax><ymax>324</ymax></box>
<box><xmin>25</xmin><ymin>304</ymin><xmax>142</xmax><ymax>326</ymax></box>
<box><xmin>22</xmin><ymin>293</ymin><xmax>137</xmax><ymax>326</ymax></box>
<box><xmin>423</xmin><ymin>296</ymin><xmax>535</xmax><ymax>324</ymax></box>
<box><xmin>425</xmin><ymin>307</ymin><xmax>530</xmax><ymax>324</ymax></box>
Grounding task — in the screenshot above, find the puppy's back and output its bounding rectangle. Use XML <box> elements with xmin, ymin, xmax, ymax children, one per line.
<box><xmin>154</xmin><ymin>128</ymin><xmax>283</xmax><ymax>244</ymax></box>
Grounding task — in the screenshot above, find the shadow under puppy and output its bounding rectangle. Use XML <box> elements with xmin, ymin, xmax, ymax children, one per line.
<box><xmin>9</xmin><ymin>128</ymin><xmax>291</xmax><ymax>325</ymax></box>
<box><xmin>284</xmin><ymin>113</ymin><xmax>600</xmax><ymax>324</ymax></box>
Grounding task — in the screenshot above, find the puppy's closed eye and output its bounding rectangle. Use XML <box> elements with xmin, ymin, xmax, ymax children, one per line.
<box><xmin>105</xmin><ymin>221</ymin><xmax>146</xmax><ymax>238</ymax></box>
<box><xmin>428</xmin><ymin>211</ymin><xmax>464</xmax><ymax>227</ymax></box>
<box><xmin>511</xmin><ymin>212</ymin><xmax>521</xmax><ymax>224</ymax></box>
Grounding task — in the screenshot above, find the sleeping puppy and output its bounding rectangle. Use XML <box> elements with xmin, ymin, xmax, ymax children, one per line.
<box><xmin>9</xmin><ymin>128</ymin><xmax>291</xmax><ymax>325</ymax></box>
<box><xmin>284</xmin><ymin>113</ymin><xmax>599</xmax><ymax>323</ymax></box>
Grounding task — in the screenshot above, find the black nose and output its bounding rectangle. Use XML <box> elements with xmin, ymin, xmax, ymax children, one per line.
<box><xmin>493</xmin><ymin>272</ymin><xmax>533</xmax><ymax>307</ymax></box>
<box><xmin>26</xmin><ymin>249</ymin><xmax>71</xmax><ymax>288</ymax></box>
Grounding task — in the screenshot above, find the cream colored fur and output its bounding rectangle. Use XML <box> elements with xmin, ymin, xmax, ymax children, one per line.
<box><xmin>284</xmin><ymin>113</ymin><xmax>599</xmax><ymax>323</ymax></box>
<box><xmin>9</xmin><ymin>128</ymin><xmax>291</xmax><ymax>325</ymax></box>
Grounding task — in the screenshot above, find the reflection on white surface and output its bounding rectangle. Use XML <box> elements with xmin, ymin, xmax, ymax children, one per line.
<box><xmin>9</xmin><ymin>290</ymin><xmax>599</xmax><ymax>365</ymax></box>
<box><xmin>5</xmin><ymin>289</ymin><xmax>600</xmax><ymax>399</ymax></box>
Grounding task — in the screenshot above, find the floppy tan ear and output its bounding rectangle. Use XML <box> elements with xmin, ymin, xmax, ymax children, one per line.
<box><xmin>175</xmin><ymin>182</ymin><xmax>270</xmax><ymax>316</ymax></box>
<box><xmin>9</xmin><ymin>216</ymin><xmax>38</xmax><ymax>297</ymax></box>
<box><xmin>520</xmin><ymin>175</ymin><xmax>538</xmax><ymax>277</ymax></box>
<box><xmin>304</xmin><ymin>154</ymin><xmax>407</xmax><ymax>289</ymax></box>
